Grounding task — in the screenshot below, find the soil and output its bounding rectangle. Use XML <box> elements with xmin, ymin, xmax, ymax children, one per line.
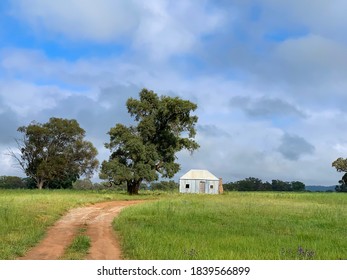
<box><xmin>18</xmin><ymin>200</ymin><xmax>146</xmax><ymax>260</ymax></box>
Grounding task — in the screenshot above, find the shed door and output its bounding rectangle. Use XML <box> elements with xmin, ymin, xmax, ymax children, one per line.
<box><xmin>199</xmin><ymin>181</ymin><xmax>206</xmax><ymax>193</ymax></box>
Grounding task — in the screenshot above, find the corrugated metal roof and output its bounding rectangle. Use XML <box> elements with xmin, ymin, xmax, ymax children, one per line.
<box><xmin>180</xmin><ymin>169</ymin><xmax>219</xmax><ymax>180</ymax></box>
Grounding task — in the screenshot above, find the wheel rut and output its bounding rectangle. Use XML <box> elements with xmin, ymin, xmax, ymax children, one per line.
<box><xmin>18</xmin><ymin>200</ymin><xmax>146</xmax><ymax>260</ymax></box>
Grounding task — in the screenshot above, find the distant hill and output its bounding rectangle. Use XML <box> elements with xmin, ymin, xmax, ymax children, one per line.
<box><xmin>305</xmin><ymin>185</ymin><xmax>336</xmax><ymax>192</ymax></box>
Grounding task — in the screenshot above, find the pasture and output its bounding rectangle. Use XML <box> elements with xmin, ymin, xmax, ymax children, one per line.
<box><xmin>114</xmin><ymin>192</ymin><xmax>347</xmax><ymax>260</ymax></box>
<box><xmin>0</xmin><ymin>189</ymin><xmax>346</xmax><ymax>260</ymax></box>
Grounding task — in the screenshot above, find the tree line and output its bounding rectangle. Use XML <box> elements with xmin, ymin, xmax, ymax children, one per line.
<box><xmin>0</xmin><ymin>176</ymin><xmax>179</xmax><ymax>191</ymax></box>
<box><xmin>222</xmin><ymin>177</ymin><xmax>306</xmax><ymax>192</ymax></box>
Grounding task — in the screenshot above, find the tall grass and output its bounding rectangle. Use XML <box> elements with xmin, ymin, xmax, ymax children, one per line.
<box><xmin>0</xmin><ymin>189</ymin><xmax>151</xmax><ymax>260</ymax></box>
<box><xmin>114</xmin><ymin>192</ymin><xmax>347</xmax><ymax>260</ymax></box>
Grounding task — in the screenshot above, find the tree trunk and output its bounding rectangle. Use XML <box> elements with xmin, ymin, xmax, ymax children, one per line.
<box><xmin>37</xmin><ymin>180</ymin><xmax>44</xmax><ymax>190</ymax></box>
<box><xmin>127</xmin><ymin>180</ymin><xmax>141</xmax><ymax>195</ymax></box>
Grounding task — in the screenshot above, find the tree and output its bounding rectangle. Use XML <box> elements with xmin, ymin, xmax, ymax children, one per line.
<box><xmin>150</xmin><ymin>180</ymin><xmax>178</xmax><ymax>191</ymax></box>
<box><xmin>271</xmin><ymin>179</ymin><xmax>292</xmax><ymax>191</ymax></box>
<box><xmin>72</xmin><ymin>178</ymin><xmax>94</xmax><ymax>190</ymax></box>
<box><xmin>223</xmin><ymin>182</ymin><xmax>237</xmax><ymax>191</ymax></box>
<box><xmin>260</xmin><ymin>181</ymin><xmax>273</xmax><ymax>191</ymax></box>
<box><xmin>0</xmin><ymin>176</ymin><xmax>26</xmax><ymax>189</ymax></box>
<box><xmin>234</xmin><ymin>177</ymin><xmax>263</xmax><ymax>191</ymax></box>
<box><xmin>11</xmin><ymin>117</ymin><xmax>99</xmax><ymax>189</ymax></box>
<box><xmin>291</xmin><ymin>181</ymin><xmax>305</xmax><ymax>192</ymax></box>
<box><xmin>22</xmin><ymin>177</ymin><xmax>37</xmax><ymax>189</ymax></box>
<box><xmin>332</xmin><ymin>157</ymin><xmax>347</xmax><ymax>173</ymax></box>
<box><xmin>100</xmin><ymin>88</ymin><xmax>199</xmax><ymax>195</ymax></box>
<box><xmin>332</xmin><ymin>157</ymin><xmax>347</xmax><ymax>192</ymax></box>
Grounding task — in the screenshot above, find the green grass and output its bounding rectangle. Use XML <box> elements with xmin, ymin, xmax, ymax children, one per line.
<box><xmin>2</xmin><ymin>189</ymin><xmax>346</xmax><ymax>260</ymax></box>
<box><xmin>114</xmin><ymin>192</ymin><xmax>347</xmax><ymax>260</ymax></box>
<box><xmin>0</xmin><ymin>189</ymin><xmax>153</xmax><ymax>260</ymax></box>
<box><xmin>61</xmin><ymin>227</ymin><xmax>91</xmax><ymax>260</ymax></box>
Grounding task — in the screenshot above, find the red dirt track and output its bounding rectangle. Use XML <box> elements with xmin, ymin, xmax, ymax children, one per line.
<box><xmin>18</xmin><ymin>200</ymin><xmax>146</xmax><ymax>260</ymax></box>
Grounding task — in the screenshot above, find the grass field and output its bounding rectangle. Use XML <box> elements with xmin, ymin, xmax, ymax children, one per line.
<box><xmin>1</xmin><ymin>190</ymin><xmax>346</xmax><ymax>260</ymax></box>
<box><xmin>0</xmin><ymin>189</ymin><xmax>150</xmax><ymax>260</ymax></box>
<box><xmin>114</xmin><ymin>192</ymin><xmax>347</xmax><ymax>260</ymax></box>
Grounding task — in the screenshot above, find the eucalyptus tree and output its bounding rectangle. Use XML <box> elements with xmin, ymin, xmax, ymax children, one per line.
<box><xmin>11</xmin><ymin>117</ymin><xmax>99</xmax><ymax>189</ymax></box>
<box><xmin>100</xmin><ymin>88</ymin><xmax>199</xmax><ymax>195</ymax></box>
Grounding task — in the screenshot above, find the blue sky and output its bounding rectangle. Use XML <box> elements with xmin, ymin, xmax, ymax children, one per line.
<box><xmin>1</xmin><ymin>0</ymin><xmax>347</xmax><ymax>186</ymax></box>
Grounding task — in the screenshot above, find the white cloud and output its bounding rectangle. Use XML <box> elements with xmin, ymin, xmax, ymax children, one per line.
<box><xmin>133</xmin><ymin>0</ymin><xmax>225</xmax><ymax>60</ymax></box>
<box><xmin>10</xmin><ymin>0</ymin><xmax>225</xmax><ymax>60</ymax></box>
<box><xmin>10</xmin><ymin>0</ymin><xmax>141</xmax><ymax>42</ymax></box>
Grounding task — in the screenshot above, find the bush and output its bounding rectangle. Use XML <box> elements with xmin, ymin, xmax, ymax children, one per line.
<box><xmin>0</xmin><ymin>176</ymin><xmax>27</xmax><ymax>189</ymax></box>
<box><xmin>150</xmin><ymin>180</ymin><xmax>178</xmax><ymax>191</ymax></box>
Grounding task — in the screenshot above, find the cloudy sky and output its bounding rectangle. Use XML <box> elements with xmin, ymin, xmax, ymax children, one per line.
<box><xmin>1</xmin><ymin>0</ymin><xmax>346</xmax><ymax>186</ymax></box>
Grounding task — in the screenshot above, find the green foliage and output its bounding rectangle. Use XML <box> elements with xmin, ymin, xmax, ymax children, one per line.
<box><xmin>22</xmin><ymin>177</ymin><xmax>37</xmax><ymax>189</ymax></box>
<box><xmin>332</xmin><ymin>158</ymin><xmax>347</xmax><ymax>192</ymax></box>
<box><xmin>271</xmin><ymin>179</ymin><xmax>292</xmax><ymax>191</ymax></box>
<box><xmin>335</xmin><ymin>173</ymin><xmax>347</xmax><ymax>192</ymax></box>
<box><xmin>12</xmin><ymin>117</ymin><xmax>99</xmax><ymax>189</ymax></box>
<box><xmin>72</xmin><ymin>179</ymin><xmax>95</xmax><ymax>190</ymax></box>
<box><xmin>291</xmin><ymin>181</ymin><xmax>306</xmax><ymax>192</ymax></box>
<box><xmin>223</xmin><ymin>177</ymin><xmax>305</xmax><ymax>192</ymax></box>
<box><xmin>238</xmin><ymin>177</ymin><xmax>263</xmax><ymax>191</ymax></box>
<box><xmin>332</xmin><ymin>157</ymin><xmax>347</xmax><ymax>173</ymax></box>
<box><xmin>150</xmin><ymin>180</ymin><xmax>178</xmax><ymax>191</ymax></box>
<box><xmin>71</xmin><ymin>179</ymin><xmax>132</xmax><ymax>191</ymax></box>
<box><xmin>46</xmin><ymin>173</ymin><xmax>80</xmax><ymax>189</ymax></box>
<box><xmin>0</xmin><ymin>176</ymin><xmax>26</xmax><ymax>189</ymax></box>
<box><xmin>100</xmin><ymin>88</ymin><xmax>199</xmax><ymax>195</ymax></box>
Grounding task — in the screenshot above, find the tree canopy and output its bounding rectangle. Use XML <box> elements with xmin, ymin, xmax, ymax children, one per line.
<box><xmin>100</xmin><ymin>88</ymin><xmax>199</xmax><ymax>194</ymax></box>
<box><xmin>150</xmin><ymin>180</ymin><xmax>178</xmax><ymax>191</ymax></box>
<box><xmin>12</xmin><ymin>117</ymin><xmax>99</xmax><ymax>189</ymax></box>
<box><xmin>332</xmin><ymin>157</ymin><xmax>347</xmax><ymax>173</ymax></box>
<box><xmin>0</xmin><ymin>176</ymin><xmax>26</xmax><ymax>189</ymax></box>
<box><xmin>332</xmin><ymin>158</ymin><xmax>347</xmax><ymax>192</ymax></box>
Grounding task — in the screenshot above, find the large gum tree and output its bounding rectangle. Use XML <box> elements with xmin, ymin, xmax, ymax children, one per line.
<box><xmin>100</xmin><ymin>88</ymin><xmax>199</xmax><ymax>195</ymax></box>
<box><xmin>11</xmin><ymin>117</ymin><xmax>99</xmax><ymax>189</ymax></box>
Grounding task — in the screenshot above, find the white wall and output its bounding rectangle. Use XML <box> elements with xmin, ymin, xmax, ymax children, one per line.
<box><xmin>179</xmin><ymin>179</ymin><xmax>219</xmax><ymax>194</ymax></box>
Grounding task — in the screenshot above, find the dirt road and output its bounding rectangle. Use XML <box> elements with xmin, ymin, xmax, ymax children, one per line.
<box><xmin>18</xmin><ymin>200</ymin><xmax>146</xmax><ymax>260</ymax></box>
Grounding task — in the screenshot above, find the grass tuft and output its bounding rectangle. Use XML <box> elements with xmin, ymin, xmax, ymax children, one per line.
<box><xmin>61</xmin><ymin>233</ymin><xmax>91</xmax><ymax>260</ymax></box>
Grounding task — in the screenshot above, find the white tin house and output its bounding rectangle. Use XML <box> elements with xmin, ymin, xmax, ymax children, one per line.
<box><xmin>179</xmin><ymin>169</ymin><xmax>223</xmax><ymax>194</ymax></box>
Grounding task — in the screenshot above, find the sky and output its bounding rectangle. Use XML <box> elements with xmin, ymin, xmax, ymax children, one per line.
<box><xmin>0</xmin><ymin>0</ymin><xmax>346</xmax><ymax>186</ymax></box>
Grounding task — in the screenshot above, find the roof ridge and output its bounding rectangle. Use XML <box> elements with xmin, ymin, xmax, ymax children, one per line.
<box><xmin>180</xmin><ymin>169</ymin><xmax>219</xmax><ymax>180</ymax></box>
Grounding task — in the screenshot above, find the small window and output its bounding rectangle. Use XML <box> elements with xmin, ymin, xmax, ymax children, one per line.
<box><xmin>210</xmin><ymin>185</ymin><xmax>213</xmax><ymax>189</ymax></box>
<box><xmin>186</xmin><ymin>184</ymin><xmax>190</xmax><ymax>189</ymax></box>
